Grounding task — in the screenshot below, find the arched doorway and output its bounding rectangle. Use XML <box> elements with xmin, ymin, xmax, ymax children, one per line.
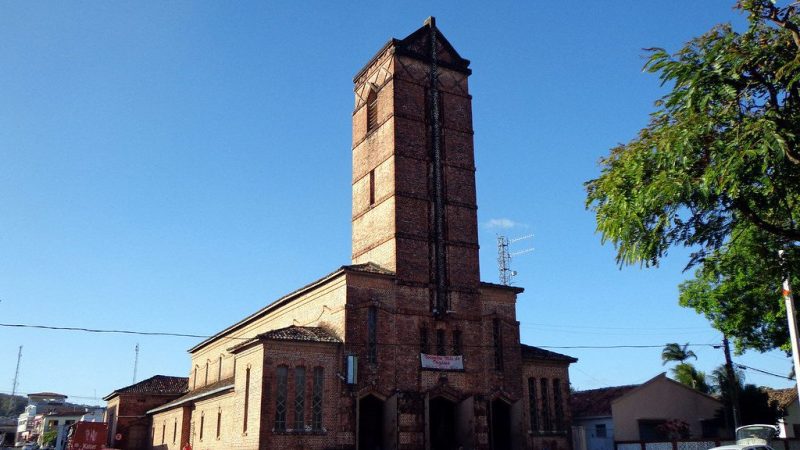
<box><xmin>430</xmin><ymin>397</ymin><xmax>457</xmax><ymax>450</ymax></box>
<box><xmin>358</xmin><ymin>395</ymin><xmax>384</xmax><ymax>450</ymax></box>
<box><xmin>489</xmin><ymin>398</ymin><xmax>511</xmax><ymax>450</ymax></box>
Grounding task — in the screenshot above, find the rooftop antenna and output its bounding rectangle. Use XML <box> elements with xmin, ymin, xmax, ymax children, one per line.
<box><xmin>132</xmin><ymin>343</ymin><xmax>139</xmax><ymax>384</ymax></box>
<box><xmin>497</xmin><ymin>234</ymin><xmax>534</xmax><ymax>285</ymax></box>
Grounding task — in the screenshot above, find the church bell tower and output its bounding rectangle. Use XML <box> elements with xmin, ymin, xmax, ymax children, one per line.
<box><xmin>351</xmin><ymin>18</ymin><xmax>480</xmax><ymax>316</ymax></box>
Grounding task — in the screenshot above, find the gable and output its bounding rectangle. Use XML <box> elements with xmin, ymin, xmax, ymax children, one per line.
<box><xmin>395</xmin><ymin>17</ymin><xmax>471</xmax><ymax>75</ymax></box>
<box><xmin>612</xmin><ymin>375</ymin><xmax>722</xmax><ymax>419</ymax></box>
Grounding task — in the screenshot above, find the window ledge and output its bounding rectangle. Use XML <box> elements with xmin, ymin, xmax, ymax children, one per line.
<box><xmin>529</xmin><ymin>431</ymin><xmax>568</xmax><ymax>436</ymax></box>
<box><xmin>272</xmin><ymin>428</ymin><xmax>328</xmax><ymax>436</ymax></box>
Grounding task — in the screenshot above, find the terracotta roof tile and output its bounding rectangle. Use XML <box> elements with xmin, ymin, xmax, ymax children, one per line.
<box><xmin>260</xmin><ymin>326</ymin><xmax>342</xmax><ymax>343</ymax></box>
<box><xmin>571</xmin><ymin>385</ymin><xmax>639</xmax><ymax>418</ymax></box>
<box><xmin>148</xmin><ymin>378</ymin><xmax>235</xmax><ymax>414</ymax></box>
<box><xmin>27</xmin><ymin>392</ymin><xmax>67</xmax><ymax>398</ymax></box>
<box><xmin>520</xmin><ymin>344</ymin><xmax>578</xmax><ymax>363</ymax></box>
<box><xmin>766</xmin><ymin>387</ymin><xmax>797</xmax><ymax>410</ymax></box>
<box><xmin>103</xmin><ymin>375</ymin><xmax>188</xmax><ymax>400</ymax></box>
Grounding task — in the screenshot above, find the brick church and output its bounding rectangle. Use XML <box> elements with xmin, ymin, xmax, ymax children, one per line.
<box><xmin>121</xmin><ymin>17</ymin><xmax>576</xmax><ymax>450</ymax></box>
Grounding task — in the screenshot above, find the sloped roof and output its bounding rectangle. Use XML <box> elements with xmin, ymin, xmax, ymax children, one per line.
<box><xmin>259</xmin><ymin>326</ymin><xmax>342</xmax><ymax>343</ymax></box>
<box><xmin>148</xmin><ymin>377</ymin><xmax>235</xmax><ymax>415</ymax></box>
<box><xmin>228</xmin><ymin>325</ymin><xmax>341</xmax><ymax>353</ymax></box>
<box><xmin>190</xmin><ymin>264</ymin><xmax>390</xmax><ymax>354</ymax></box>
<box><xmin>28</xmin><ymin>392</ymin><xmax>67</xmax><ymax>398</ymax></box>
<box><xmin>571</xmin><ymin>384</ymin><xmax>639</xmax><ymax>418</ymax></box>
<box><xmin>766</xmin><ymin>387</ymin><xmax>797</xmax><ymax>410</ymax></box>
<box><xmin>103</xmin><ymin>375</ymin><xmax>188</xmax><ymax>401</ymax></box>
<box><xmin>572</xmin><ymin>373</ymin><xmax>723</xmax><ymax>419</ymax></box>
<box><xmin>354</xmin><ymin>16</ymin><xmax>471</xmax><ymax>82</ymax></box>
<box><xmin>520</xmin><ymin>344</ymin><xmax>578</xmax><ymax>363</ymax></box>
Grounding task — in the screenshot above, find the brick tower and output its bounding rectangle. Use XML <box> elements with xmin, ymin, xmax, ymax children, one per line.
<box><xmin>141</xmin><ymin>18</ymin><xmax>577</xmax><ymax>450</ymax></box>
<box><xmin>352</xmin><ymin>17</ymin><xmax>480</xmax><ymax>317</ymax></box>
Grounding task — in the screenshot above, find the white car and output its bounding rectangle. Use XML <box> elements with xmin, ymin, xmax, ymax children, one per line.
<box><xmin>709</xmin><ymin>424</ymin><xmax>779</xmax><ymax>450</ymax></box>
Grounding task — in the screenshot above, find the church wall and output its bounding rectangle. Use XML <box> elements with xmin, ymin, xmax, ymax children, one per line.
<box><xmin>230</xmin><ymin>345</ymin><xmax>264</xmax><ymax>450</ymax></box>
<box><xmin>260</xmin><ymin>340</ymin><xmax>344</xmax><ymax>450</ymax></box>
<box><xmin>522</xmin><ymin>360</ymin><xmax>573</xmax><ymax>450</ymax></box>
<box><xmin>150</xmin><ymin>406</ymin><xmax>189</xmax><ymax>450</ymax></box>
<box><xmin>187</xmin><ymin>275</ymin><xmax>347</xmax><ymax>391</ymax></box>
<box><xmin>190</xmin><ymin>392</ymin><xmax>235</xmax><ymax>450</ymax></box>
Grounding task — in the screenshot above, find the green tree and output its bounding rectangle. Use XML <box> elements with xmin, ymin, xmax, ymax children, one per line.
<box><xmin>672</xmin><ymin>363</ymin><xmax>712</xmax><ymax>393</ymax></box>
<box><xmin>661</xmin><ymin>342</ymin><xmax>698</xmax><ymax>365</ymax></box>
<box><xmin>42</xmin><ymin>429</ymin><xmax>58</xmax><ymax>447</ymax></box>
<box><xmin>585</xmin><ymin>0</ymin><xmax>800</xmax><ymax>353</ymax></box>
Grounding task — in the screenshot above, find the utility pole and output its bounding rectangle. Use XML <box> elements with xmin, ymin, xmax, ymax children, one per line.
<box><xmin>779</xmin><ymin>249</ymin><xmax>800</xmax><ymax>405</ymax></box>
<box><xmin>722</xmin><ymin>336</ymin><xmax>741</xmax><ymax>431</ymax></box>
<box><xmin>132</xmin><ymin>343</ymin><xmax>139</xmax><ymax>384</ymax></box>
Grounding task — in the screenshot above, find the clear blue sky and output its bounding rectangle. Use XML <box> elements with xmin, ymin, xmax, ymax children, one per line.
<box><xmin>1</xmin><ymin>2</ymin><xmax>794</xmax><ymax>405</ymax></box>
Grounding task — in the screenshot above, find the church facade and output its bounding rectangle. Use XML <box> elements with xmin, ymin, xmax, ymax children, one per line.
<box><xmin>144</xmin><ymin>18</ymin><xmax>576</xmax><ymax>450</ymax></box>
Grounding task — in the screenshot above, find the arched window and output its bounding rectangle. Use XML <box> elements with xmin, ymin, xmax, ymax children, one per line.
<box><xmin>366</xmin><ymin>88</ymin><xmax>378</xmax><ymax>132</ymax></box>
<box><xmin>528</xmin><ymin>377</ymin><xmax>539</xmax><ymax>433</ymax></box>
<box><xmin>294</xmin><ymin>366</ymin><xmax>306</xmax><ymax>429</ymax></box>
<box><xmin>312</xmin><ymin>367</ymin><xmax>324</xmax><ymax>431</ymax></box>
<box><xmin>275</xmin><ymin>365</ymin><xmax>288</xmax><ymax>431</ymax></box>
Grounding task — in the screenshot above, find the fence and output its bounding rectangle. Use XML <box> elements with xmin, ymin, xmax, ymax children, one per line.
<box><xmin>616</xmin><ymin>439</ymin><xmax>800</xmax><ymax>450</ymax></box>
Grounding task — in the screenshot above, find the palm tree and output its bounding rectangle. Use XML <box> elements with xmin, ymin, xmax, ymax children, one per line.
<box><xmin>661</xmin><ymin>343</ymin><xmax>698</xmax><ymax>365</ymax></box>
<box><xmin>672</xmin><ymin>363</ymin><xmax>712</xmax><ymax>393</ymax></box>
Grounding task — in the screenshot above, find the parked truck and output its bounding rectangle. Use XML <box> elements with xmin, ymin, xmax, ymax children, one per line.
<box><xmin>65</xmin><ymin>422</ymin><xmax>107</xmax><ymax>450</ymax></box>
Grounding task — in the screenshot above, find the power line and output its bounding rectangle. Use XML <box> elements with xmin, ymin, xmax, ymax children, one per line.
<box><xmin>0</xmin><ymin>323</ymin><xmax>220</xmax><ymax>339</ymax></box>
<box><xmin>736</xmin><ymin>363</ymin><xmax>794</xmax><ymax>381</ymax></box>
<box><xmin>538</xmin><ymin>344</ymin><xmax>719</xmax><ymax>349</ymax></box>
<box><xmin>1</xmin><ymin>322</ymin><xmax>726</xmax><ymax>350</ymax></box>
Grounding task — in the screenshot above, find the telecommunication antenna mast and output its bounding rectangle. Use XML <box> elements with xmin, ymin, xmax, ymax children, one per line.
<box><xmin>132</xmin><ymin>343</ymin><xmax>139</xmax><ymax>384</ymax></box>
<box><xmin>7</xmin><ymin>346</ymin><xmax>22</xmax><ymax>415</ymax></box>
<box><xmin>497</xmin><ymin>234</ymin><xmax>534</xmax><ymax>285</ymax></box>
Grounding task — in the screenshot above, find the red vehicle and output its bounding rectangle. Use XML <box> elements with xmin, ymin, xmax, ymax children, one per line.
<box><xmin>65</xmin><ymin>422</ymin><xmax>107</xmax><ymax>450</ymax></box>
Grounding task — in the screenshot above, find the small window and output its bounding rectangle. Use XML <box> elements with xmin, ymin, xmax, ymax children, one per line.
<box><xmin>451</xmin><ymin>330</ymin><xmax>462</xmax><ymax>355</ymax></box>
<box><xmin>199</xmin><ymin>413</ymin><xmax>205</xmax><ymax>441</ymax></box>
<box><xmin>218</xmin><ymin>355</ymin><xmax>223</xmax><ymax>381</ymax></box>
<box><xmin>243</xmin><ymin>366</ymin><xmax>251</xmax><ymax>433</ymax></box>
<box><xmin>366</xmin><ymin>89</ymin><xmax>378</xmax><ymax>132</ymax></box>
<box><xmin>205</xmin><ymin>360</ymin><xmax>209</xmax><ymax>385</ymax></box>
<box><xmin>161</xmin><ymin>422</ymin><xmax>166</xmax><ymax>444</ymax></box>
<box><xmin>173</xmin><ymin>419</ymin><xmax>177</xmax><ymax>443</ymax></box>
<box><xmin>492</xmin><ymin>319</ymin><xmax>503</xmax><ymax>371</ymax></box>
<box><xmin>420</xmin><ymin>327</ymin><xmax>429</xmax><ymax>354</ymax></box>
<box><xmin>216</xmin><ymin>409</ymin><xmax>222</xmax><ymax>439</ymax></box>
<box><xmin>369</xmin><ymin>170</ymin><xmax>376</xmax><ymax>206</ymax></box>
<box><xmin>367</xmin><ymin>306</ymin><xmax>377</xmax><ymax>363</ymax></box>
<box><xmin>596</xmin><ymin>423</ymin><xmax>607</xmax><ymax>438</ymax></box>
<box><xmin>436</xmin><ymin>329</ymin><xmax>446</xmax><ymax>356</ymax></box>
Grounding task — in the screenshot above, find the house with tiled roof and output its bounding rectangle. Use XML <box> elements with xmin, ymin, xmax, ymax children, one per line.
<box><xmin>103</xmin><ymin>375</ymin><xmax>187</xmax><ymax>450</ymax></box>
<box><xmin>571</xmin><ymin>374</ymin><xmax>727</xmax><ymax>450</ymax></box>
<box><xmin>766</xmin><ymin>387</ymin><xmax>800</xmax><ymax>438</ymax></box>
